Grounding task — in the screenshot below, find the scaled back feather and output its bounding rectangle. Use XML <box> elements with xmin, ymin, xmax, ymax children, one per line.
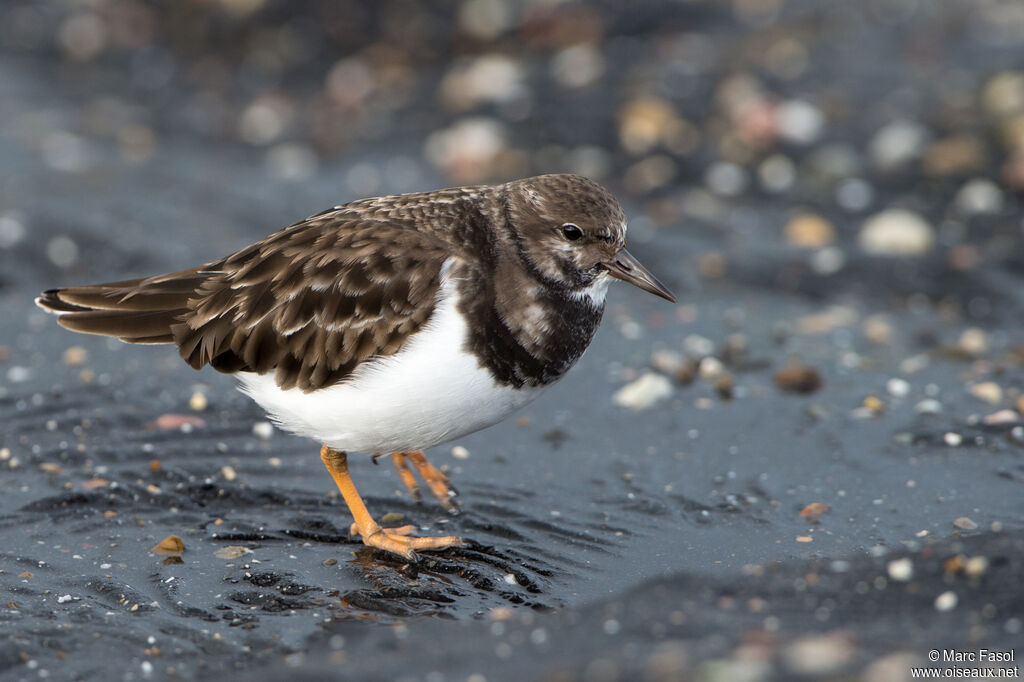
<box><xmin>36</xmin><ymin>214</ymin><xmax>447</xmax><ymax>392</ymax></box>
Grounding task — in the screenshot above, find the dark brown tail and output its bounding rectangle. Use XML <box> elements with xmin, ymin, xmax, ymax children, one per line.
<box><xmin>35</xmin><ymin>268</ymin><xmax>210</xmax><ymax>345</ymax></box>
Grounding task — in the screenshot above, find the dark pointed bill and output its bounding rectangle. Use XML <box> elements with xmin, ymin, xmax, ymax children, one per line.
<box><xmin>601</xmin><ymin>249</ymin><xmax>676</xmax><ymax>302</ymax></box>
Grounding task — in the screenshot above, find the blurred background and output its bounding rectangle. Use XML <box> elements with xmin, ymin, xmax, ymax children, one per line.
<box><xmin>3</xmin><ymin>3</ymin><xmax>1024</xmax><ymax>680</ymax></box>
<box><xmin>3</xmin><ymin>0</ymin><xmax>1024</xmax><ymax>299</ymax></box>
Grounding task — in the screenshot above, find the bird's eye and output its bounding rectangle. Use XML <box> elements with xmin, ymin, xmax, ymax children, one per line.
<box><xmin>561</xmin><ymin>223</ymin><xmax>583</xmax><ymax>241</ymax></box>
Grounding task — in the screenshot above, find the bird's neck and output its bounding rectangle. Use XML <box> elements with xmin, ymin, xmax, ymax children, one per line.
<box><xmin>452</xmin><ymin>258</ymin><xmax>604</xmax><ymax>389</ymax></box>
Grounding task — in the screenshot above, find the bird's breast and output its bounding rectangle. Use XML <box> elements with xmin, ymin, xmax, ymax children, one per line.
<box><xmin>456</xmin><ymin>265</ymin><xmax>606</xmax><ymax>389</ymax></box>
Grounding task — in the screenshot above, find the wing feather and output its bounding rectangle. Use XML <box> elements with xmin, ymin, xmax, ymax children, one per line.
<box><xmin>172</xmin><ymin>217</ymin><xmax>447</xmax><ymax>391</ymax></box>
<box><xmin>38</xmin><ymin>213</ymin><xmax>449</xmax><ymax>392</ymax></box>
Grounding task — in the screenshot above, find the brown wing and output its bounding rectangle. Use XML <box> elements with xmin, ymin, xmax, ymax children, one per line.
<box><xmin>38</xmin><ymin>214</ymin><xmax>449</xmax><ymax>392</ymax></box>
<box><xmin>36</xmin><ymin>266</ymin><xmax>210</xmax><ymax>344</ymax></box>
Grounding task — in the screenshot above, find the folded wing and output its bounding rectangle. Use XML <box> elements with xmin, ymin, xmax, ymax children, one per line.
<box><xmin>36</xmin><ymin>214</ymin><xmax>448</xmax><ymax>392</ymax></box>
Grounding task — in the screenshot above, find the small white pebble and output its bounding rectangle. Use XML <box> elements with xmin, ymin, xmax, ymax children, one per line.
<box><xmin>252</xmin><ymin>421</ymin><xmax>274</xmax><ymax>440</ymax></box>
<box><xmin>859</xmin><ymin>209</ymin><xmax>934</xmax><ymax>256</ymax></box>
<box><xmin>964</xmin><ymin>556</ymin><xmax>989</xmax><ymax>578</ymax></box>
<box><xmin>221</xmin><ymin>465</ymin><xmax>237</xmax><ymax>482</ymax></box>
<box><xmin>914</xmin><ymin>399</ymin><xmax>942</xmax><ymax>415</ymax></box>
<box><xmin>983</xmin><ymin>409</ymin><xmax>1019</xmax><ymax>425</ymax></box>
<box><xmin>57</xmin><ymin>595</ymin><xmax>75</xmax><ymax>604</ymax></box>
<box><xmin>7</xmin><ymin>366</ymin><xmax>32</xmax><ymax>383</ymax></box>
<box><xmin>683</xmin><ymin>334</ymin><xmax>715</xmax><ymax>357</ymax></box>
<box><xmin>943</xmin><ymin>432</ymin><xmax>963</xmax><ymax>447</ymax></box>
<box><xmin>776</xmin><ymin>99</ymin><xmax>826</xmax><ymax>145</ymax></box>
<box><xmin>955</xmin><ymin>178</ymin><xmax>1003</xmax><ymax>215</ymax></box>
<box><xmin>887</xmin><ymin>557</ymin><xmax>914</xmax><ymax>582</ymax></box>
<box><xmin>451</xmin><ymin>445</ymin><xmax>470</xmax><ymax>460</ymax></box>
<box><xmin>650</xmin><ymin>349</ymin><xmax>683</xmax><ymax>374</ymax></box>
<box><xmin>189</xmin><ymin>391</ymin><xmax>208</xmax><ymax>411</ymax></box>
<box><xmin>900</xmin><ymin>353</ymin><xmax>930</xmax><ymax>374</ymax></box>
<box><xmin>969</xmin><ymin>381</ymin><xmax>1003</xmax><ymax>405</ymax></box>
<box><xmin>953</xmin><ymin>516</ymin><xmax>978</xmax><ymax>530</ymax></box>
<box><xmin>612</xmin><ymin>372</ymin><xmax>673</xmax><ymax>411</ymax></box>
<box><xmin>503</xmin><ymin>573</ymin><xmax>518</xmax><ymax>585</ymax></box>
<box><xmin>958</xmin><ymin>327</ymin><xmax>988</xmax><ymax>357</ymax></box>
<box><xmin>698</xmin><ymin>356</ymin><xmax>724</xmax><ymax>380</ymax></box>
<box><xmin>935</xmin><ymin>591</ymin><xmax>958</xmax><ymax>612</ymax></box>
<box><xmin>886</xmin><ymin>378</ymin><xmax>910</xmax><ymax>398</ymax></box>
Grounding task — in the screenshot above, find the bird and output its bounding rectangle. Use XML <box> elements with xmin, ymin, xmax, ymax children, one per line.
<box><xmin>36</xmin><ymin>173</ymin><xmax>675</xmax><ymax>560</ymax></box>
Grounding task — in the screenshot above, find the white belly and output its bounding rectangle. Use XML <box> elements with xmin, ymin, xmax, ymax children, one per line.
<box><xmin>235</xmin><ymin>276</ymin><xmax>544</xmax><ymax>453</ymax></box>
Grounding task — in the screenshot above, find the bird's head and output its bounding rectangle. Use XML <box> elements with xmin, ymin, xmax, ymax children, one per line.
<box><xmin>505</xmin><ymin>174</ymin><xmax>675</xmax><ymax>304</ymax></box>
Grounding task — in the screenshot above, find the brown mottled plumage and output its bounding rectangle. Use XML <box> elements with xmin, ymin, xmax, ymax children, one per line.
<box><xmin>39</xmin><ymin>211</ymin><xmax>448</xmax><ymax>392</ymax></box>
<box><xmin>37</xmin><ymin>173</ymin><xmax>675</xmax><ymax>560</ymax></box>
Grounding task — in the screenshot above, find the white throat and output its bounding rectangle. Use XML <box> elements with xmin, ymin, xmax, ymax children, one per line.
<box><xmin>570</xmin><ymin>275</ymin><xmax>611</xmax><ymax>307</ymax></box>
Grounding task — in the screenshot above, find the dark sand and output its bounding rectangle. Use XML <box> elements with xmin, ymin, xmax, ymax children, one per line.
<box><xmin>1</xmin><ymin>2</ymin><xmax>1022</xmax><ymax>680</ymax></box>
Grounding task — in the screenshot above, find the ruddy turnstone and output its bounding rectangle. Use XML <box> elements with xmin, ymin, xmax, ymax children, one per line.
<box><xmin>37</xmin><ymin>173</ymin><xmax>675</xmax><ymax>560</ymax></box>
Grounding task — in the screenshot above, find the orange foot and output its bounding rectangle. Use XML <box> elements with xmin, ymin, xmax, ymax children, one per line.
<box><xmin>320</xmin><ymin>445</ymin><xmax>462</xmax><ymax>561</ymax></box>
<box><xmin>391</xmin><ymin>450</ymin><xmax>459</xmax><ymax>512</ymax></box>
<box><xmin>348</xmin><ymin>522</ymin><xmax>463</xmax><ymax>560</ymax></box>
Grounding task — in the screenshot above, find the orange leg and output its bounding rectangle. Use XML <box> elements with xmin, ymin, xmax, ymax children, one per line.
<box><xmin>406</xmin><ymin>451</ymin><xmax>459</xmax><ymax>512</ymax></box>
<box><xmin>391</xmin><ymin>452</ymin><xmax>421</xmax><ymax>501</ymax></box>
<box><xmin>320</xmin><ymin>445</ymin><xmax>462</xmax><ymax>560</ymax></box>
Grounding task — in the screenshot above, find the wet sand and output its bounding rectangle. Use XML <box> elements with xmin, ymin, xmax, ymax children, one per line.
<box><xmin>1</xmin><ymin>2</ymin><xmax>1023</xmax><ymax>680</ymax></box>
